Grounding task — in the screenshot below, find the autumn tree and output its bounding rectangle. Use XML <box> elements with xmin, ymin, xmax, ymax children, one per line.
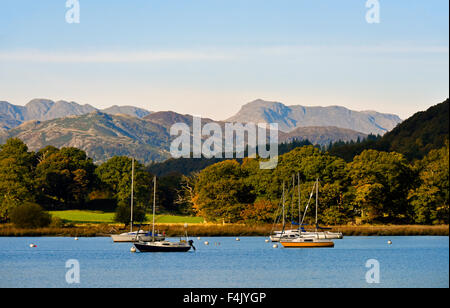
<box><xmin>240</xmin><ymin>199</ymin><xmax>278</xmax><ymax>224</ymax></box>
<box><xmin>194</xmin><ymin>160</ymin><xmax>255</xmax><ymax>223</ymax></box>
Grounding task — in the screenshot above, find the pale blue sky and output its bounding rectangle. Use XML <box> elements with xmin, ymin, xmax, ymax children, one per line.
<box><xmin>0</xmin><ymin>0</ymin><xmax>448</xmax><ymax>120</ymax></box>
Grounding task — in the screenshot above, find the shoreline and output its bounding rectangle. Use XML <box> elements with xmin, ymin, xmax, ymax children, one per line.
<box><xmin>0</xmin><ymin>223</ymin><xmax>448</xmax><ymax>237</ymax></box>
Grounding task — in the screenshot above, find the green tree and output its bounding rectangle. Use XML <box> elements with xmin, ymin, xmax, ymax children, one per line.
<box><xmin>0</xmin><ymin>138</ymin><xmax>36</xmax><ymax>221</ymax></box>
<box><xmin>319</xmin><ymin>182</ymin><xmax>351</xmax><ymax>225</ymax></box>
<box><xmin>34</xmin><ymin>147</ymin><xmax>96</xmax><ymax>209</ymax></box>
<box><xmin>408</xmin><ymin>143</ymin><xmax>449</xmax><ymax>224</ymax></box>
<box><xmin>348</xmin><ymin>150</ymin><xmax>415</xmax><ymax>223</ymax></box>
<box><xmin>96</xmin><ymin>156</ymin><xmax>153</xmax><ymax>212</ymax></box>
<box><xmin>114</xmin><ymin>200</ymin><xmax>147</xmax><ymax>225</ymax></box>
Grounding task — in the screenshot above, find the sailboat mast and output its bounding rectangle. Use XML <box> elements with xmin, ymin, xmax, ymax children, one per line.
<box><xmin>282</xmin><ymin>181</ymin><xmax>285</xmax><ymax>231</ymax></box>
<box><xmin>298</xmin><ymin>173</ymin><xmax>301</xmax><ymax>228</ymax></box>
<box><xmin>291</xmin><ymin>174</ymin><xmax>295</xmax><ymax>226</ymax></box>
<box><xmin>130</xmin><ymin>157</ymin><xmax>135</xmax><ymax>232</ymax></box>
<box><xmin>152</xmin><ymin>175</ymin><xmax>156</xmax><ymax>242</ymax></box>
<box><xmin>315</xmin><ymin>178</ymin><xmax>318</xmax><ymax>232</ymax></box>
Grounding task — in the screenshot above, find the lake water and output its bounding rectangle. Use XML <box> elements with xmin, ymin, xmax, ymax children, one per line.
<box><xmin>0</xmin><ymin>236</ymin><xmax>448</xmax><ymax>288</ymax></box>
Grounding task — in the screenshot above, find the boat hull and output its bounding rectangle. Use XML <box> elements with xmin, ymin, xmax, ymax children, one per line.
<box><xmin>280</xmin><ymin>240</ymin><xmax>335</xmax><ymax>248</ymax></box>
<box><xmin>134</xmin><ymin>242</ymin><xmax>192</xmax><ymax>252</ymax></box>
<box><xmin>270</xmin><ymin>231</ymin><xmax>343</xmax><ymax>242</ymax></box>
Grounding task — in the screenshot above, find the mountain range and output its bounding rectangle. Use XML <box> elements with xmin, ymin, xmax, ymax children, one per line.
<box><xmin>227</xmin><ymin>99</ymin><xmax>402</xmax><ymax>135</ymax></box>
<box><xmin>0</xmin><ymin>98</ymin><xmax>404</xmax><ymax>163</ymax></box>
<box><xmin>0</xmin><ymin>99</ymin><xmax>151</xmax><ymax>130</ymax></box>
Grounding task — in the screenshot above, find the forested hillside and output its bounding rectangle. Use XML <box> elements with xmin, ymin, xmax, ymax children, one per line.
<box><xmin>329</xmin><ymin>99</ymin><xmax>449</xmax><ymax>161</ymax></box>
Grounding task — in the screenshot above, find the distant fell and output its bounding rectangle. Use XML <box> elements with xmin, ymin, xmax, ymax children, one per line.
<box><xmin>0</xmin><ymin>99</ymin><xmax>152</xmax><ymax>130</ymax></box>
<box><xmin>226</xmin><ymin>99</ymin><xmax>402</xmax><ymax>135</ymax></box>
<box><xmin>0</xmin><ymin>111</ymin><xmax>170</xmax><ymax>164</ymax></box>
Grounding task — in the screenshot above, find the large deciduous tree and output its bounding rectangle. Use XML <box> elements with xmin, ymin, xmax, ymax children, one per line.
<box><xmin>194</xmin><ymin>160</ymin><xmax>255</xmax><ymax>223</ymax></box>
<box><xmin>34</xmin><ymin>147</ymin><xmax>96</xmax><ymax>209</ymax></box>
<box><xmin>348</xmin><ymin>150</ymin><xmax>415</xmax><ymax>223</ymax></box>
<box><xmin>0</xmin><ymin>138</ymin><xmax>36</xmax><ymax>221</ymax></box>
<box><xmin>96</xmin><ymin>156</ymin><xmax>153</xmax><ymax>224</ymax></box>
<box><xmin>408</xmin><ymin>143</ymin><xmax>449</xmax><ymax>224</ymax></box>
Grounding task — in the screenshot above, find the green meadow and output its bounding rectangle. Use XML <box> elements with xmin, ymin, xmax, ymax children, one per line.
<box><xmin>49</xmin><ymin>210</ymin><xmax>204</xmax><ymax>224</ymax></box>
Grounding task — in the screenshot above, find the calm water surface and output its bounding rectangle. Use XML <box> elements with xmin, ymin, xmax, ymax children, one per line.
<box><xmin>0</xmin><ymin>236</ymin><xmax>448</xmax><ymax>288</ymax></box>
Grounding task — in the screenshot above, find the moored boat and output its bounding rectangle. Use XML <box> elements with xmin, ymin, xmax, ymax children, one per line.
<box><xmin>111</xmin><ymin>230</ymin><xmax>165</xmax><ymax>243</ymax></box>
<box><xmin>134</xmin><ymin>239</ymin><xmax>194</xmax><ymax>252</ymax></box>
<box><xmin>133</xmin><ymin>176</ymin><xmax>195</xmax><ymax>253</ymax></box>
<box><xmin>271</xmin><ymin>177</ymin><xmax>343</xmax><ymax>242</ymax></box>
<box><xmin>270</xmin><ymin>228</ymin><xmax>343</xmax><ymax>242</ymax></box>
<box><xmin>111</xmin><ymin>158</ymin><xmax>166</xmax><ymax>243</ymax></box>
<box><xmin>280</xmin><ymin>237</ymin><xmax>335</xmax><ymax>248</ymax></box>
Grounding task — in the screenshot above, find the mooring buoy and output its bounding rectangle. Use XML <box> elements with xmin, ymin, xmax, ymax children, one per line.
<box><xmin>273</xmin><ymin>244</ymin><xmax>278</xmax><ymax>248</ymax></box>
<box><xmin>130</xmin><ymin>246</ymin><xmax>136</xmax><ymax>253</ymax></box>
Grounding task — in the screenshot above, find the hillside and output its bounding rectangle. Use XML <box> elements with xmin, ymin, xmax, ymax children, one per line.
<box><xmin>329</xmin><ymin>99</ymin><xmax>449</xmax><ymax>161</ymax></box>
<box><xmin>381</xmin><ymin>98</ymin><xmax>449</xmax><ymax>160</ymax></box>
<box><xmin>279</xmin><ymin>126</ymin><xmax>367</xmax><ymax>146</ymax></box>
<box><xmin>0</xmin><ymin>111</ymin><xmax>171</xmax><ymax>164</ymax></box>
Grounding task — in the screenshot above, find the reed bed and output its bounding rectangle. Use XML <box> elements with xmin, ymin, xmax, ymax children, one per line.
<box><xmin>0</xmin><ymin>224</ymin><xmax>114</xmax><ymax>237</ymax></box>
<box><xmin>334</xmin><ymin>225</ymin><xmax>449</xmax><ymax>236</ymax></box>
<box><xmin>0</xmin><ymin>223</ymin><xmax>448</xmax><ymax>237</ymax></box>
<box><xmin>155</xmin><ymin>224</ymin><xmax>449</xmax><ymax>237</ymax></box>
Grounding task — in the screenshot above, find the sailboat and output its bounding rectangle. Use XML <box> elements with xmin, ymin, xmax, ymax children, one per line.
<box><xmin>269</xmin><ymin>179</ymin><xmax>293</xmax><ymax>242</ymax></box>
<box><xmin>271</xmin><ymin>176</ymin><xmax>343</xmax><ymax>242</ymax></box>
<box><xmin>280</xmin><ymin>178</ymin><xmax>335</xmax><ymax>248</ymax></box>
<box><xmin>270</xmin><ymin>174</ymin><xmax>318</xmax><ymax>242</ymax></box>
<box><xmin>134</xmin><ymin>176</ymin><xmax>195</xmax><ymax>253</ymax></box>
<box><xmin>111</xmin><ymin>158</ymin><xmax>165</xmax><ymax>243</ymax></box>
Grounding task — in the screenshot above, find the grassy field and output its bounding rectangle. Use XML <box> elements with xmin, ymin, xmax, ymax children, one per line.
<box><xmin>49</xmin><ymin>210</ymin><xmax>204</xmax><ymax>224</ymax></box>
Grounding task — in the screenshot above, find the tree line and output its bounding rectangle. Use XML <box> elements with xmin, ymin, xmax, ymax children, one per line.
<box><xmin>1</xmin><ymin>137</ymin><xmax>448</xmax><ymax>226</ymax></box>
<box><xmin>189</xmin><ymin>144</ymin><xmax>449</xmax><ymax>225</ymax></box>
<box><xmin>0</xmin><ymin>138</ymin><xmax>189</xmax><ymax>225</ymax></box>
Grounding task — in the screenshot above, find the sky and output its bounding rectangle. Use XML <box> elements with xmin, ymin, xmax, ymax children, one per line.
<box><xmin>0</xmin><ymin>0</ymin><xmax>448</xmax><ymax>120</ymax></box>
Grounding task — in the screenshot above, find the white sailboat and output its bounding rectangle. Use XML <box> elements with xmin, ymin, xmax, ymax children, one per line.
<box><xmin>111</xmin><ymin>158</ymin><xmax>165</xmax><ymax>243</ymax></box>
<box><xmin>280</xmin><ymin>178</ymin><xmax>336</xmax><ymax>248</ymax></box>
<box><xmin>270</xmin><ymin>176</ymin><xmax>343</xmax><ymax>242</ymax></box>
